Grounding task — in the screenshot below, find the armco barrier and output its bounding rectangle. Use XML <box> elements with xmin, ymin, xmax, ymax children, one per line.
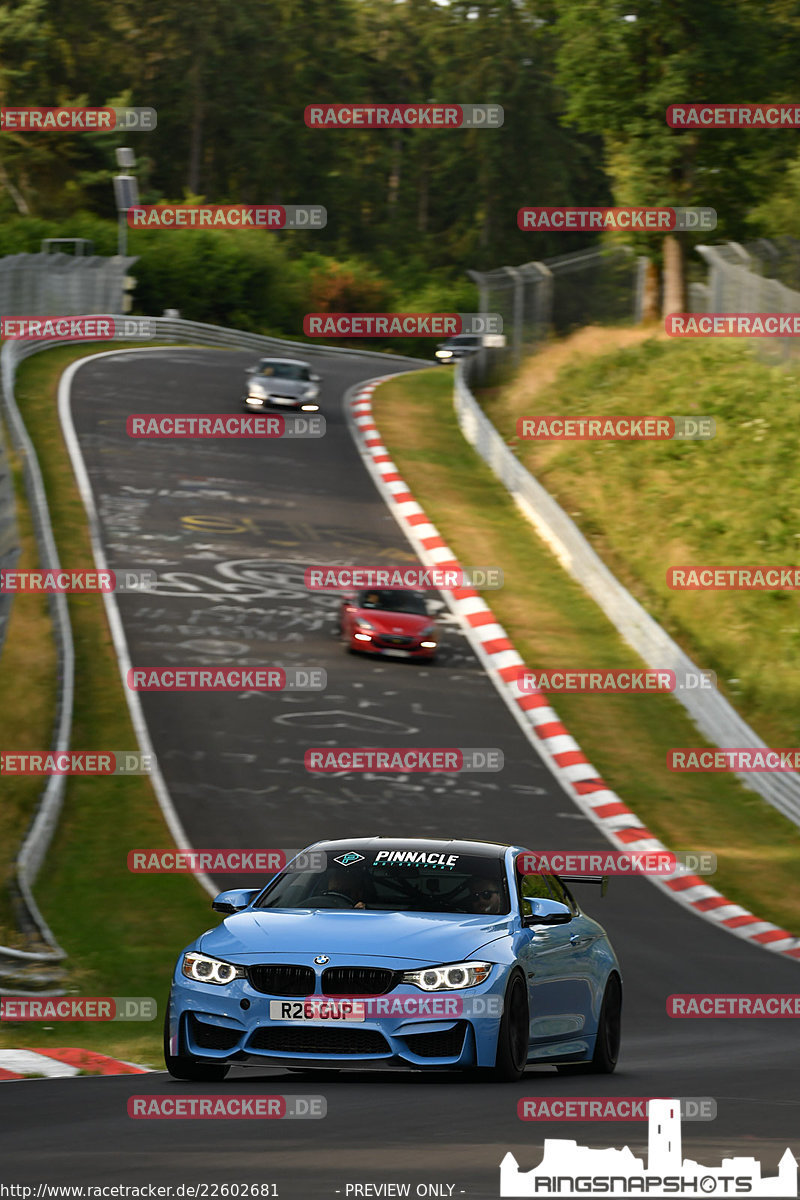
<box><xmin>0</xmin><ymin>415</ymin><xmax>20</xmax><ymax>658</ymax></box>
<box><xmin>454</xmin><ymin>360</ymin><xmax>800</xmax><ymax>829</ymax></box>
<box><xmin>0</xmin><ymin>318</ymin><xmax>422</xmax><ymax>977</ymax></box>
<box><xmin>0</xmin><ymin>338</ymin><xmax>74</xmax><ymax>976</ymax></box>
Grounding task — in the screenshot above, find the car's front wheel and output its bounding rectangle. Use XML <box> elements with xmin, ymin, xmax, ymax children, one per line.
<box><xmin>488</xmin><ymin>970</ymin><xmax>529</xmax><ymax>1082</ymax></box>
<box><xmin>163</xmin><ymin>1011</ymin><xmax>230</xmax><ymax>1082</ymax></box>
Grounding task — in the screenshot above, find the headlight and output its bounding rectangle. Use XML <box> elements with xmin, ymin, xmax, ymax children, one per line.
<box><xmin>420</xmin><ymin>623</ymin><xmax>436</xmax><ymax>637</ymax></box>
<box><xmin>303</xmin><ymin>385</ymin><xmax>319</xmax><ymax>399</ymax></box>
<box><xmin>247</xmin><ymin>384</ymin><xmax>268</xmax><ymax>399</ymax></box>
<box><xmin>401</xmin><ymin>961</ymin><xmax>492</xmax><ymax>991</ymax></box>
<box><xmin>436</xmin><ymin>349</ymin><xmax>453</xmax><ymax>359</ymax></box>
<box><xmin>182</xmin><ymin>952</ymin><xmax>246</xmax><ymax>985</ymax></box>
<box><xmin>355</xmin><ymin>618</ymin><xmax>376</xmax><ymax>632</ymax></box>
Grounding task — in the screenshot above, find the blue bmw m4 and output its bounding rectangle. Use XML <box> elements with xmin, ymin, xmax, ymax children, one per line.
<box><xmin>165</xmin><ymin>837</ymin><xmax>622</xmax><ymax>1082</ymax></box>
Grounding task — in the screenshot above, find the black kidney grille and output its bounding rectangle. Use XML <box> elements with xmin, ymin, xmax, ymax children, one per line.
<box><xmin>249</xmin><ymin>1026</ymin><xmax>390</xmax><ymax>1055</ymax></box>
<box><xmin>189</xmin><ymin>1015</ymin><xmax>242</xmax><ymax>1051</ymax></box>
<box><xmin>402</xmin><ymin>1022</ymin><xmax>467</xmax><ymax>1058</ymax></box>
<box><xmin>321</xmin><ymin>966</ymin><xmax>399</xmax><ymax>996</ymax></box>
<box><xmin>247</xmin><ymin>964</ymin><xmax>315</xmax><ymax>996</ymax></box>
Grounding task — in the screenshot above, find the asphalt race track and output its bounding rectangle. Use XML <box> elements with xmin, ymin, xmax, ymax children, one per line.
<box><xmin>1</xmin><ymin>347</ymin><xmax>798</xmax><ymax>1197</ymax></box>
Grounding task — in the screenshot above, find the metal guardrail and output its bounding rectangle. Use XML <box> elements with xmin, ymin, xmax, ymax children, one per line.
<box><xmin>0</xmin><ymin>415</ymin><xmax>20</xmax><ymax>658</ymax></box>
<box><xmin>0</xmin><ymin>338</ymin><xmax>74</xmax><ymax>973</ymax></box>
<box><xmin>453</xmin><ymin>361</ymin><xmax>800</xmax><ymax>829</ymax></box>
<box><xmin>142</xmin><ymin>316</ymin><xmax>426</xmax><ymax>365</ymax></box>
<box><xmin>0</xmin><ymin>317</ymin><xmax>423</xmax><ymax>978</ymax></box>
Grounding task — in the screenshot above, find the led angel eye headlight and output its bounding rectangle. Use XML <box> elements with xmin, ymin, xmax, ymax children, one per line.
<box><xmin>401</xmin><ymin>961</ymin><xmax>492</xmax><ymax>991</ymax></box>
<box><xmin>182</xmin><ymin>952</ymin><xmax>245</xmax><ymax>986</ymax></box>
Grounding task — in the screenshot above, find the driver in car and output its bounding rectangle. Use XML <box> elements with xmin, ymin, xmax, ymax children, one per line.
<box><xmin>467</xmin><ymin>875</ymin><xmax>503</xmax><ymax>915</ymax></box>
<box><xmin>324</xmin><ymin>868</ymin><xmax>366</xmax><ymax>908</ymax></box>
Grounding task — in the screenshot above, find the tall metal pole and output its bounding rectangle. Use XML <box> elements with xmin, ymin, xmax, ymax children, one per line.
<box><xmin>503</xmin><ymin>266</ymin><xmax>523</xmax><ymax>369</ymax></box>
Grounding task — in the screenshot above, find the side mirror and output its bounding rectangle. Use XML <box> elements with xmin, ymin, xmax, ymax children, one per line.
<box><xmin>245</xmin><ymin>365</ymin><xmax>260</xmax><ymax>375</ymax></box>
<box><xmin>212</xmin><ymin>888</ymin><xmax>259</xmax><ymax>914</ymax></box>
<box><xmin>522</xmin><ymin>897</ymin><xmax>572</xmax><ymax>926</ymax></box>
<box><xmin>426</xmin><ymin>599</ymin><xmax>446</xmax><ymax>617</ymax></box>
<box><xmin>309</xmin><ymin>372</ymin><xmax>320</xmax><ymax>382</ymax></box>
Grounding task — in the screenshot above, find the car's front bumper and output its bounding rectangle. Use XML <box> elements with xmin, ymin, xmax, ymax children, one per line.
<box><xmin>168</xmin><ymin>977</ymin><xmax>504</xmax><ymax>1070</ymax></box>
<box><xmin>180</xmin><ymin>1009</ymin><xmax>478</xmax><ymax>1069</ymax></box>
<box><xmin>243</xmin><ymin>392</ymin><xmax>319</xmax><ymax>410</ymax></box>
<box><xmin>348</xmin><ymin>634</ymin><xmax>438</xmax><ymax>659</ymax></box>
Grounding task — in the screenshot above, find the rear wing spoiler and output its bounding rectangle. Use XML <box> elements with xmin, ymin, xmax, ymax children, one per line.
<box><xmin>558</xmin><ymin>874</ymin><xmax>609</xmax><ymax>898</ymax></box>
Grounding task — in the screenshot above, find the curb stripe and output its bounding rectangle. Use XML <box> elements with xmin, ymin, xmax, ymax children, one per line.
<box><xmin>0</xmin><ymin>1047</ymin><xmax>151</xmax><ymax>1080</ymax></box>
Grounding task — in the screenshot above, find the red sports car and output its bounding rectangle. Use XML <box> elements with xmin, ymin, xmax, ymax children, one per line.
<box><xmin>338</xmin><ymin>588</ymin><xmax>439</xmax><ymax>661</ymax></box>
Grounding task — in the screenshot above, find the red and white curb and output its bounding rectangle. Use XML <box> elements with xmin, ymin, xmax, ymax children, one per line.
<box><xmin>346</xmin><ymin>376</ymin><xmax>800</xmax><ymax>962</ymax></box>
<box><xmin>0</xmin><ymin>1048</ymin><xmax>151</xmax><ymax>1080</ymax></box>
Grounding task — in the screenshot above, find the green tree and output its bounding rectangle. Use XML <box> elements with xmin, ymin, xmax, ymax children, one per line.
<box><xmin>552</xmin><ymin>0</ymin><xmax>779</xmax><ymax>315</ymax></box>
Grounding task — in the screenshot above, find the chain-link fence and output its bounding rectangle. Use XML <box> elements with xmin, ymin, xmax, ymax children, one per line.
<box><xmin>468</xmin><ymin>245</ymin><xmax>646</xmax><ymax>383</ymax></box>
<box><xmin>740</xmin><ymin>236</ymin><xmax>800</xmax><ymax>292</ymax></box>
<box><xmin>690</xmin><ymin>239</ymin><xmax>800</xmax><ymax>364</ymax></box>
<box><xmin>0</xmin><ymin>251</ymin><xmax>137</xmax><ymax>316</ymax></box>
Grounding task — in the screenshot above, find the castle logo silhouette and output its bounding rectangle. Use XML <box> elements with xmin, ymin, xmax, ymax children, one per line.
<box><xmin>500</xmin><ymin>1098</ymin><xmax>797</xmax><ymax>1197</ymax></box>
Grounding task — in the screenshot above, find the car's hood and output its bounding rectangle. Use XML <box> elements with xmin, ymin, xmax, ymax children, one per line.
<box><xmin>354</xmin><ymin>609</ymin><xmax>430</xmax><ymax>633</ymax></box>
<box><xmin>199</xmin><ymin>909</ymin><xmax>511</xmax><ymax>966</ymax></box>
<box><xmin>251</xmin><ymin>374</ymin><xmax>307</xmax><ymax>396</ymax></box>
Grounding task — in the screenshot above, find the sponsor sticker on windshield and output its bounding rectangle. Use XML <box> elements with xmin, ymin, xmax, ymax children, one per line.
<box><xmin>373</xmin><ymin>850</ymin><xmax>460</xmax><ymax>869</ymax></box>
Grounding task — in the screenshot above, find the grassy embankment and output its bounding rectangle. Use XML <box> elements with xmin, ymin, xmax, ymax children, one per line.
<box><xmin>371</xmin><ymin>329</ymin><xmax>800</xmax><ymax>933</ymax></box>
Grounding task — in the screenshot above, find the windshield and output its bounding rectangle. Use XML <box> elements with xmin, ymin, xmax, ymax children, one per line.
<box><xmin>357</xmin><ymin>589</ymin><xmax>428</xmax><ymax>615</ymax></box>
<box><xmin>256</xmin><ymin>848</ymin><xmax>510</xmax><ymax>915</ymax></box>
<box><xmin>257</xmin><ymin>361</ymin><xmax>311</xmax><ymax>381</ymax></box>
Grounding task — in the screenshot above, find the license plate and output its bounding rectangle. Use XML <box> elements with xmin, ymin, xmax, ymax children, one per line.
<box><xmin>382</xmin><ymin>648</ymin><xmax>410</xmax><ymax>657</ymax></box>
<box><xmin>269</xmin><ymin>999</ymin><xmax>365</xmax><ymax>1022</ymax></box>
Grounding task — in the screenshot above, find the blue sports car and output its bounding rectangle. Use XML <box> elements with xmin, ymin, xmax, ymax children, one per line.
<box><xmin>165</xmin><ymin>837</ymin><xmax>622</xmax><ymax>1082</ymax></box>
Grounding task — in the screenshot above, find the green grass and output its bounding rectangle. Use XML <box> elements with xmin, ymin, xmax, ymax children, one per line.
<box><xmin>487</xmin><ymin>332</ymin><xmax>800</xmax><ymax>749</ymax></box>
<box><xmin>0</xmin><ymin>344</ymin><xmax>210</xmax><ymax>1067</ymax></box>
<box><xmin>371</xmin><ymin>363</ymin><xmax>800</xmax><ymax>935</ymax></box>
